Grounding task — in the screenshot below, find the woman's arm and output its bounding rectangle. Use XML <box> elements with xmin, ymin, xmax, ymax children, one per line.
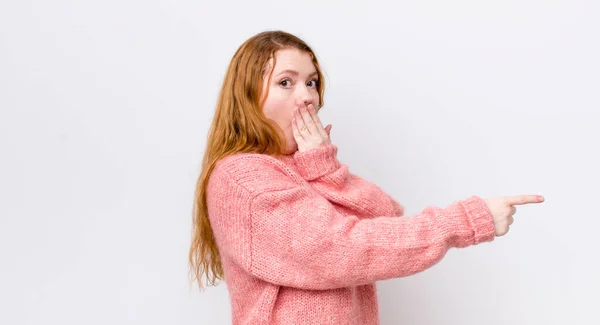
<box><xmin>207</xmin><ymin>155</ymin><xmax>495</xmax><ymax>291</ymax></box>
<box><xmin>293</xmin><ymin>144</ymin><xmax>404</xmax><ymax>218</ymax></box>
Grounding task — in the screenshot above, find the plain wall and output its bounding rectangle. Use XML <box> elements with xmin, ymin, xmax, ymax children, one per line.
<box><xmin>1</xmin><ymin>0</ymin><xmax>598</xmax><ymax>324</ymax></box>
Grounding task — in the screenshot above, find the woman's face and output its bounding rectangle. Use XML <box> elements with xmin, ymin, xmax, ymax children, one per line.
<box><xmin>261</xmin><ymin>48</ymin><xmax>320</xmax><ymax>154</ymax></box>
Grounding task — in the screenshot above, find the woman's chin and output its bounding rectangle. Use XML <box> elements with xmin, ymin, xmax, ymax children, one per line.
<box><xmin>282</xmin><ymin>142</ymin><xmax>297</xmax><ymax>155</ymax></box>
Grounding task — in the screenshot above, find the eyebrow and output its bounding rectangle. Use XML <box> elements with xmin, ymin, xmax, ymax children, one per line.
<box><xmin>274</xmin><ymin>69</ymin><xmax>319</xmax><ymax>78</ymax></box>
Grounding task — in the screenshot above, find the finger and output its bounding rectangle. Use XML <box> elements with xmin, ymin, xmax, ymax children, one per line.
<box><xmin>506</xmin><ymin>195</ymin><xmax>545</xmax><ymax>206</ymax></box>
<box><xmin>291</xmin><ymin>117</ymin><xmax>299</xmax><ymax>138</ymax></box>
<box><xmin>510</xmin><ymin>206</ymin><xmax>517</xmax><ymax>216</ymax></box>
<box><xmin>294</xmin><ymin>109</ymin><xmax>308</xmax><ymax>134</ymax></box>
<box><xmin>325</xmin><ymin>124</ymin><xmax>332</xmax><ymax>137</ymax></box>
<box><xmin>292</xmin><ymin>117</ymin><xmax>305</xmax><ymax>141</ymax></box>
<box><xmin>306</xmin><ymin>104</ymin><xmax>327</xmax><ymax>137</ymax></box>
<box><xmin>306</xmin><ymin>104</ymin><xmax>322</xmax><ymax>126</ymax></box>
<box><xmin>508</xmin><ymin>215</ymin><xmax>514</xmax><ymax>225</ymax></box>
<box><xmin>299</xmin><ymin>104</ymin><xmax>316</xmax><ymax>135</ymax></box>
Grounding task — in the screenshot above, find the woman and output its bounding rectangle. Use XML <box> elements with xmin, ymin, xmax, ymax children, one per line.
<box><xmin>189</xmin><ymin>30</ymin><xmax>544</xmax><ymax>324</ymax></box>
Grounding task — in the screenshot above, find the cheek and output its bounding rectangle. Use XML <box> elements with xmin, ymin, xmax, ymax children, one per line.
<box><xmin>263</xmin><ymin>93</ymin><xmax>293</xmax><ymax>123</ymax></box>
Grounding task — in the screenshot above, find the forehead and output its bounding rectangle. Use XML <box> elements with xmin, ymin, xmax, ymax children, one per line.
<box><xmin>268</xmin><ymin>48</ymin><xmax>316</xmax><ymax>74</ymax></box>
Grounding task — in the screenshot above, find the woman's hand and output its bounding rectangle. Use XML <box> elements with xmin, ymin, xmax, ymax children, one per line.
<box><xmin>484</xmin><ymin>195</ymin><xmax>545</xmax><ymax>236</ymax></box>
<box><xmin>292</xmin><ymin>103</ymin><xmax>333</xmax><ymax>153</ymax></box>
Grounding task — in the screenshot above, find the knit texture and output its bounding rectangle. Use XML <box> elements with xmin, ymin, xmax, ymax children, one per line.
<box><xmin>206</xmin><ymin>144</ymin><xmax>496</xmax><ymax>325</ymax></box>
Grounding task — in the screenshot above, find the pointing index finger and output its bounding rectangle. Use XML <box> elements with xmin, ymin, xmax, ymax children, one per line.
<box><xmin>506</xmin><ymin>195</ymin><xmax>545</xmax><ymax>206</ymax></box>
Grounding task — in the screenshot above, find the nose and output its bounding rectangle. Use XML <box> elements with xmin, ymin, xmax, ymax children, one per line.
<box><xmin>295</xmin><ymin>85</ymin><xmax>314</xmax><ymax>108</ymax></box>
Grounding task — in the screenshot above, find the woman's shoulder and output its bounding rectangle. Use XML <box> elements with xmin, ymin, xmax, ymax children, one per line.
<box><xmin>211</xmin><ymin>152</ymin><xmax>300</xmax><ymax>195</ymax></box>
<box><xmin>214</xmin><ymin>152</ymin><xmax>288</xmax><ymax>177</ymax></box>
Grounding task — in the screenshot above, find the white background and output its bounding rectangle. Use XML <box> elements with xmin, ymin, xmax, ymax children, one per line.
<box><xmin>1</xmin><ymin>0</ymin><xmax>598</xmax><ymax>324</ymax></box>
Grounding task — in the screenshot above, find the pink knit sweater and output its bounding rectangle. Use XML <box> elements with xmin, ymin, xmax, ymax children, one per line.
<box><xmin>206</xmin><ymin>144</ymin><xmax>496</xmax><ymax>324</ymax></box>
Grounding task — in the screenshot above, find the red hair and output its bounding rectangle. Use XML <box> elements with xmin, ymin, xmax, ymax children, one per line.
<box><xmin>189</xmin><ymin>31</ymin><xmax>326</xmax><ymax>290</ymax></box>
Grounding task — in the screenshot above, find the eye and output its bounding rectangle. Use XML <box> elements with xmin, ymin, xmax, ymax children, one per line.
<box><xmin>307</xmin><ymin>78</ymin><xmax>319</xmax><ymax>88</ymax></box>
<box><xmin>279</xmin><ymin>78</ymin><xmax>292</xmax><ymax>88</ymax></box>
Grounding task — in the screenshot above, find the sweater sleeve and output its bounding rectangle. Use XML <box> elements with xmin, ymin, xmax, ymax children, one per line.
<box><xmin>207</xmin><ymin>155</ymin><xmax>496</xmax><ymax>291</ymax></box>
<box><xmin>293</xmin><ymin>144</ymin><xmax>404</xmax><ymax>217</ymax></box>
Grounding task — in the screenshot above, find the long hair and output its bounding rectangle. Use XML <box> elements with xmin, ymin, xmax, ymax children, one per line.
<box><xmin>189</xmin><ymin>30</ymin><xmax>326</xmax><ymax>290</ymax></box>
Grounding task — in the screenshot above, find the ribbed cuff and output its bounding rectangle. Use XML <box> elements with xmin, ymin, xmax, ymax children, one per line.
<box><xmin>293</xmin><ymin>144</ymin><xmax>341</xmax><ymax>180</ymax></box>
<box><xmin>460</xmin><ymin>196</ymin><xmax>496</xmax><ymax>244</ymax></box>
